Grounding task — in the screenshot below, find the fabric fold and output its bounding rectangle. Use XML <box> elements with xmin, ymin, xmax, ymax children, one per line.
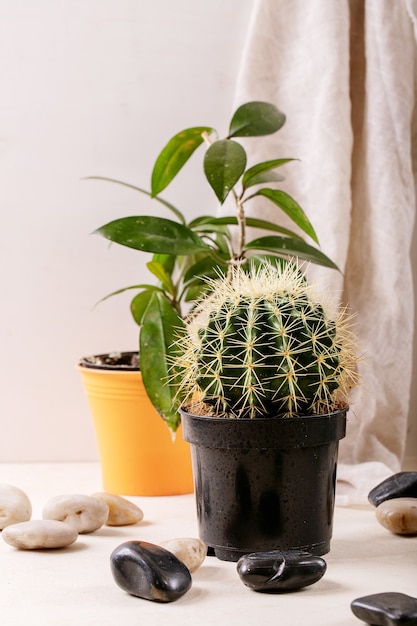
<box><xmin>233</xmin><ymin>0</ymin><xmax>416</xmax><ymax>487</ymax></box>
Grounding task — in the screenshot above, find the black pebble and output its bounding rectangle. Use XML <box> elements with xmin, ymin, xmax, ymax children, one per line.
<box><xmin>351</xmin><ymin>592</ymin><xmax>417</xmax><ymax>625</ymax></box>
<box><xmin>110</xmin><ymin>540</ymin><xmax>192</xmax><ymax>602</ymax></box>
<box><xmin>368</xmin><ymin>472</ymin><xmax>417</xmax><ymax>507</ymax></box>
<box><xmin>237</xmin><ymin>550</ymin><xmax>326</xmax><ymax>592</ymax></box>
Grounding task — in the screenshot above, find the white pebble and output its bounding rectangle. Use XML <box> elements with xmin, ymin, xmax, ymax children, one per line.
<box><xmin>159</xmin><ymin>538</ymin><xmax>207</xmax><ymax>573</ymax></box>
<box><xmin>91</xmin><ymin>492</ymin><xmax>143</xmax><ymax>526</ymax></box>
<box><xmin>0</xmin><ymin>484</ymin><xmax>32</xmax><ymax>530</ymax></box>
<box><xmin>376</xmin><ymin>497</ymin><xmax>417</xmax><ymax>535</ymax></box>
<box><xmin>43</xmin><ymin>494</ymin><xmax>109</xmax><ymax>534</ymax></box>
<box><xmin>2</xmin><ymin>520</ymin><xmax>78</xmax><ymax>550</ymax></box>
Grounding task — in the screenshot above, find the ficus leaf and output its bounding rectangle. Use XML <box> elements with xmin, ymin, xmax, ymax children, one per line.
<box><xmin>139</xmin><ymin>292</ymin><xmax>185</xmax><ymax>432</ymax></box>
<box><xmin>183</xmin><ymin>255</ymin><xmax>228</xmax><ymax>284</ymax></box>
<box><xmin>151</xmin><ymin>126</ymin><xmax>213</xmax><ymax>197</ymax></box>
<box><xmin>244</xmin><ymin>216</ymin><xmax>304</xmax><ymax>239</ymax></box>
<box><xmin>245</xmin><ymin>236</ymin><xmax>339</xmax><ymax>269</ymax></box>
<box><xmin>188</xmin><ymin>215</ymin><xmax>217</xmax><ymax>228</ymax></box>
<box><xmin>243</xmin><ymin>171</ymin><xmax>285</xmax><ymax>188</ymax></box>
<box><xmin>192</xmin><ymin>222</ymin><xmax>231</xmax><ymax>237</ymax></box>
<box><xmin>94</xmin><ymin>216</ymin><xmax>211</xmax><ymax>255</ymax></box>
<box><xmin>242</xmin><ymin>158</ymin><xmax>296</xmax><ymax>189</ymax></box>
<box><xmin>84</xmin><ymin>176</ymin><xmax>185</xmax><ymax>224</ymax></box>
<box><xmin>130</xmin><ymin>289</ymin><xmax>157</xmax><ymax>326</ymax></box>
<box><xmin>184</xmin><ymin>280</ymin><xmax>211</xmax><ymax>302</ymax></box>
<box><xmin>212</xmin><ymin>232</ymin><xmax>231</xmax><ymax>256</ymax></box>
<box><xmin>203</xmin><ymin>139</ymin><xmax>247</xmax><ymax>203</ymax></box>
<box><xmin>146</xmin><ymin>260</ymin><xmax>175</xmax><ymax>296</ymax></box>
<box><xmin>189</xmin><ymin>215</ymin><xmax>305</xmax><ymax>240</ymax></box>
<box><xmin>253</xmin><ymin>188</ymin><xmax>319</xmax><ymax>244</ymax></box>
<box><xmin>228</xmin><ymin>102</ymin><xmax>286</xmax><ymax>137</ymax></box>
<box><xmin>182</xmin><ymin>257</ymin><xmax>228</xmax><ymax>303</ymax></box>
<box><xmin>95</xmin><ymin>283</ymin><xmax>163</xmax><ymax>307</ymax></box>
<box><xmin>151</xmin><ymin>253</ymin><xmax>176</xmax><ymax>276</ymax></box>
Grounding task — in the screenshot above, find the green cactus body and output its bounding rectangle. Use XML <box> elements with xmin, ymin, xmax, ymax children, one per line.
<box><xmin>176</xmin><ymin>262</ymin><xmax>356</xmax><ymax>418</ymax></box>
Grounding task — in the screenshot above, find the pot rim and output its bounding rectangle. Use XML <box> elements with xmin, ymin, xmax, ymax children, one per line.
<box><xmin>179</xmin><ymin>406</ymin><xmax>348</xmax><ymax>423</ymax></box>
<box><xmin>180</xmin><ymin>407</ymin><xmax>348</xmax><ymax>449</ymax></box>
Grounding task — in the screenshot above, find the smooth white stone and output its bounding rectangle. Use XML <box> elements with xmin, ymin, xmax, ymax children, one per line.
<box><xmin>91</xmin><ymin>492</ymin><xmax>143</xmax><ymax>526</ymax></box>
<box><xmin>2</xmin><ymin>520</ymin><xmax>78</xmax><ymax>549</ymax></box>
<box><xmin>0</xmin><ymin>484</ymin><xmax>32</xmax><ymax>530</ymax></box>
<box><xmin>376</xmin><ymin>497</ymin><xmax>417</xmax><ymax>535</ymax></box>
<box><xmin>42</xmin><ymin>494</ymin><xmax>109</xmax><ymax>534</ymax></box>
<box><xmin>159</xmin><ymin>538</ymin><xmax>207</xmax><ymax>573</ymax></box>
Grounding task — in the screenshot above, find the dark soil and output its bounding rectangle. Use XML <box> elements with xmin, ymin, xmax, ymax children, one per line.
<box><xmin>79</xmin><ymin>351</ymin><xmax>140</xmax><ymax>370</ymax></box>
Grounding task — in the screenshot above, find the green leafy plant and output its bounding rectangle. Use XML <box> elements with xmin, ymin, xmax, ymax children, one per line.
<box><xmin>90</xmin><ymin>101</ymin><xmax>338</xmax><ymax>432</ymax></box>
<box><xmin>174</xmin><ymin>261</ymin><xmax>358</xmax><ymax>419</ymax></box>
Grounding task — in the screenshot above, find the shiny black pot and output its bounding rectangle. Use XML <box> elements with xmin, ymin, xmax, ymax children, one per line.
<box><xmin>180</xmin><ymin>409</ymin><xmax>347</xmax><ymax>562</ymax></box>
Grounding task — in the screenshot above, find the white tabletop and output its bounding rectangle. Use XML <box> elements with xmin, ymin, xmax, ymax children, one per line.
<box><xmin>0</xmin><ymin>462</ymin><xmax>415</xmax><ymax>626</ymax></box>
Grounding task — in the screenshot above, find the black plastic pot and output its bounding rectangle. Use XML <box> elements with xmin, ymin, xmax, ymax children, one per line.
<box><xmin>180</xmin><ymin>409</ymin><xmax>347</xmax><ymax>562</ymax></box>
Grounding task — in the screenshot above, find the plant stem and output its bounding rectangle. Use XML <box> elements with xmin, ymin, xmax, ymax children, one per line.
<box><xmin>201</xmin><ymin>131</ymin><xmax>247</xmax><ymax>273</ymax></box>
<box><xmin>232</xmin><ymin>190</ymin><xmax>246</xmax><ymax>262</ymax></box>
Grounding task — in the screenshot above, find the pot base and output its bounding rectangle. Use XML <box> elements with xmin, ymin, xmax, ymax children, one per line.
<box><xmin>207</xmin><ymin>540</ymin><xmax>330</xmax><ymax>562</ymax></box>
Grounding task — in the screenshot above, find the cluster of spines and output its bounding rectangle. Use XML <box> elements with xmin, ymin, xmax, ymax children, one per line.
<box><xmin>174</xmin><ymin>262</ymin><xmax>358</xmax><ymax>419</ymax></box>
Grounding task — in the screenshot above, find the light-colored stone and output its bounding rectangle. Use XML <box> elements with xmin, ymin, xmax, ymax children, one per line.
<box><xmin>159</xmin><ymin>538</ymin><xmax>207</xmax><ymax>573</ymax></box>
<box><xmin>91</xmin><ymin>492</ymin><xmax>143</xmax><ymax>526</ymax></box>
<box><xmin>376</xmin><ymin>497</ymin><xmax>417</xmax><ymax>535</ymax></box>
<box><xmin>1</xmin><ymin>520</ymin><xmax>78</xmax><ymax>549</ymax></box>
<box><xmin>0</xmin><ymin>484</ymin><xmax>32</xmax><ymax>530</ymax></box>
<box><xmin>42</xmin><ymin>494</ymin><xmax>109</xmax><ymax>534</ymax></box>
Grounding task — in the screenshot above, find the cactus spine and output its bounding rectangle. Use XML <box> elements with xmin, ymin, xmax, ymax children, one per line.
<box><xmin>175</xmin><ymin>262</ymin><xmax>357</xmax><ymax>418</ymax></box>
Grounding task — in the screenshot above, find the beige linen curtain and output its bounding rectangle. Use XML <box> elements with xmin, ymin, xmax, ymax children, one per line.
<box><xmin>232</xmin><ymin>0</ymin><xmax>417</xmax><ymax>503</ymax></box>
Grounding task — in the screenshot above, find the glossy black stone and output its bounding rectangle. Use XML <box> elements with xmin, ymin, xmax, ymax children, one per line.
<box><xmin>110</xmin><ymin>540</ymin><xmax>192</xmax><ymax>602</ymax></box>
<box><xmin>351</xmin><ymin>592</ymin><xmax>417</xmax><ymax>625</ymax></box>
<box><xmin>368</xmin><ymin>472</ymin><xmax>417</xmax><ymax>507</ymax></box>
<box><xmin>236</xmin><ymin>550</ymin><xmax>326</xmax><ymax>592</ymax></box>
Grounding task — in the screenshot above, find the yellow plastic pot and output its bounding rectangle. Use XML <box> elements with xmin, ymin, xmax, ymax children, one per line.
<box><xmin>78</xmin><ymin>357</ymin><xmax>193</xmax><ymax>496</ymax></box>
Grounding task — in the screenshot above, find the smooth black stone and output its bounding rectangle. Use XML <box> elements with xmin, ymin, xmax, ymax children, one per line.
<box><xmin>368</xmin><ymin>472</ymin><xmax>417</xmax><ymax>507</ymax></box>
<box><xmin>110</xmin><ymin>540</ymin><xmax>192</xmax><ymax>603</ymax></box>
<box><xmin>236</xmin><ymin>550</ymin><xmax>326</xmax><ymax>592</ymax></box>
<box><xmin>351</xmin><ymin>592</ymin><xmax>417</xmax><ymax>625</ymax></box>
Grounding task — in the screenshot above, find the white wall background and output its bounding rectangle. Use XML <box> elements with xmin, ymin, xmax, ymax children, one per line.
<box><xmin>1</xmin><ymin>0</ymin><xmax>416</xmax><ymax>463</ymax></box>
